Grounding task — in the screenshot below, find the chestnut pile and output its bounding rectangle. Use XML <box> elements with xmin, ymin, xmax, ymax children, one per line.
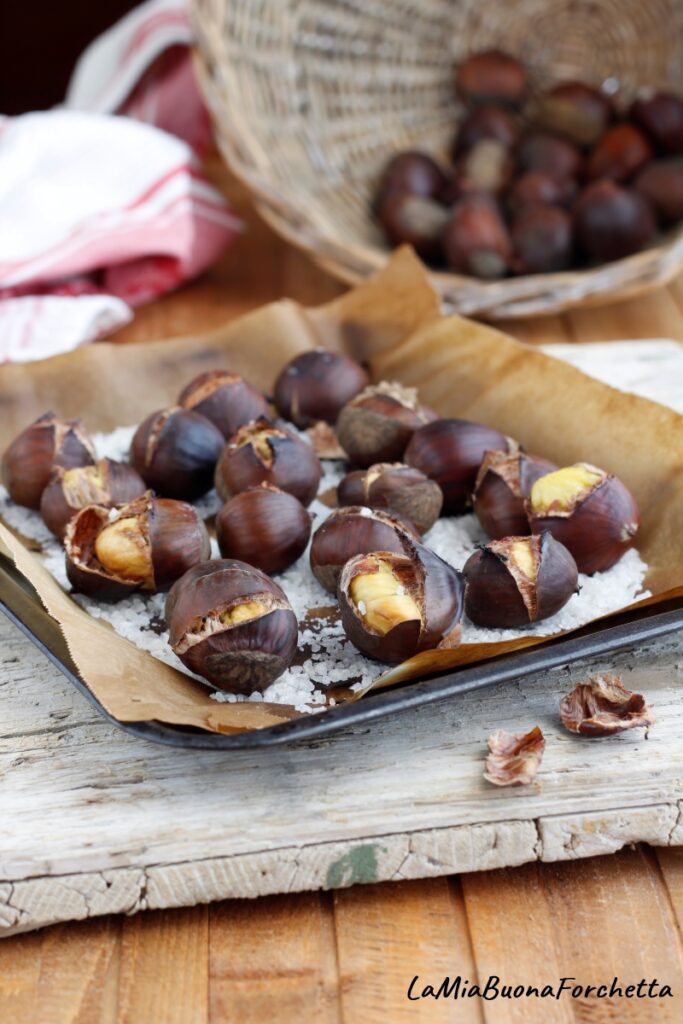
<box><xmin>375</xmin><ymin>49</ymin><xmax>683</xmax><ymax>276</ymax></box>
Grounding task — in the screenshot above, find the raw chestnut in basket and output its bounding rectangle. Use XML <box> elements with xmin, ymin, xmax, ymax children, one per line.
<box><xmin>585</xmin><ymin>123</ymin><xmax>653</xmax><ymax>183</ymax></box>
<box><xmin>463</xmin><ymin>533</ymin><xmax>578</xmax><ymax>628</ymax></box>
<box><xmin>527</xmin><ymin>463</ymin><xmax>640</xmax><ymax>575</ymax></box>
<box><xmin>631</xmin><ymin>91</ymin><xmax>683</xmax><ymax>155</ymax></box>
<box><xmin>378</xmin><ymin>193</ymin><xmax>450</xmax><ymax>261</ymax></box>
<box><xmin>214</xmin><ymin>417</ymin><xmax>322</xmax><ymax>506</ymax></box>
<box><xmin>452</xmin><ymin>104</ymin><xmax>520</xmax><ymax>158</ymax></box>
<box><xmin>507</xmin><ymin>172</ymin><xmax>577</xmax><ymax>215</ymax></box>
<box><xmin>165</xmin><ymin>560</ymin><xmax>298</xmax><ymax>694</ymax></box>
<box><xmin>516</xmin><ymin>132</ymin><xmax>582</xmax><ymax>181</ymax></box>
<box><xmin>40</xmin><ymin>458</ymin><xmax>146</xmax><ymax>539</ymax></box>
<box><xmin>634</xmin><ymin>160</ymin><xmax>683</xmax><ymax>224</ymax></box>
<box><xmin>405</xmin><ymin>419</ymin><xmax>512</xmax><ymax>514</ymax></box>
<box><xmin>472</xmin><ymin>450</ymin><xmax>557</xmax><ymax>539</ymax></box>
<box><xmin>443</xmin><ymin>195</ymin><xmax>512</xmax><ymax>278</ymax></box>
<box><xmin>452</xmin><ymin>139</ymin><xmax>515</xmax><ymax>196</ymax></box>
<box><xmin>2</xmin><ymin>412</ymin><xmax>96</xmax><ymax>510</ymax></box>
<box><xmin>338</xmin><ymin>541</ymin><xmax>464</xmax><ymax>664</ymax></box>
<box><xmin>178</xmin><ymin>370</ymin><xmax>270</xmax><ymax>439</ymax></box>
<box><xmin>511</xmin><ymin>205</ymin><xmax>574</xmax><ymax>275</ymax></box>
<box><xmin>273</xmin><ymin>348</ymin><xmax>369</xmax><ymax>427</ymax></box>
<box><xmin>374</xmin><ymin>151</ymin><xmax>450</xmax><ymax>211</ymax></box>
<box><xmin>455</xmin><ymin>50</ymin><xmax>528</xmax><ymax>110</ymax></box>
<box><xmin>65</xmin><ymin>493</ymin><xmax>211</xmax><ymax>601</ymax></box>
<box><xmin>130</xmin><ymin>407</ymin><xmax>224</xmax><ymax>500</ymax></box>
<box><xmin>536</xmin><ymin>82</ymin><xmax>613</xmax><ymax>148</ymax></box>
<box><xmin>336</xmin><ymin>382</ymin><xmax>437</xmax><ymax>468</ymax></box>
<box><xmin>216</xmin><ymin>483</ymin><xmax>311</xmax><ymax>576</ymax></box>
<box><xmin>574</xmin><ymin>181</ymin><xmax>656</xmax><ymax>263</ymax></box>
<box><xmin>309</xmin><ymin>506</ymin><xmax>419</xmax><ymax>594</ymax></box>
<box><xmin>337</xmin><ymin>463</ymin><xmax>443</xmax><ymax>534</ymax></box>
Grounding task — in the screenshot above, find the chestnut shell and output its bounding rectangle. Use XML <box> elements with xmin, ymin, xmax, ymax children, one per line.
<box><xmin>473</xmin><ymin>451</ymin><xmax>557</xmax><ymax>539</ymax></box>
<box><xmin>273</xmin><ymin>349</ymin><xmax>370</xmax><ymax>427</ymax></box>
<box><xmin>574</xmin><ymin>181</ymin><xmax>656</xmax><ymax>263</ymax></box>
<box><xmin>634</xmin><ymin>160</ymin><xmax>683</xmax><ymax>225</ymax></box>
<box><xmin>178</xmin><ymin>370</ymin><xmax>270</xmax><ymax>438</ymax></box>
<box><xmin>516</xmin><ymin>132</ymin><xmax>582</xmax><ymax>181</ymax></box>
<box><xmin>214</xmin><ymin>417</ymin><xmax>322</xmax><ymax>506</ymax></box>
<box><xmin>131</xmin><ymin>407</ymin><xmax>224</xmax><ymax>500</ymax></box>
<box><xmin>584</xmin><ymin>123</ymin><xmax>653</xmax><ymax>184</ymax></box>
<box><xmin>452</xmin><ymin>104</ymin><xmax>520</xmax><ymax>158</ymax></box>
<box><xmin>336</xmin><ymin>382</ymin><xmax>437</xmax><ymax>468</ymax></box>
<box><xmin>631</xmin><ymin>91</ymin><xmax>683</xmax><ymax>155</ymax></box>
<box><xmin>378</xmin><ymin>193</ymin><xmax>450</xmax><ymax>261</ymax></box>
<box><xmin>374</xmin><ymin>151</ymin><xmax>450</xmax><ymax>211</ymax></box>
<box><xmin>443</xmin><ymin>195</ymin><xmax>512</xmax><ymax>279</ymax></box>
<box><xmin>337</xmin><ymin>463</ymin><xmax>443</xmax><ymax>534</ymax></box>
<box><xmin>2</xmin><ymin>412</ymin><xmax>96</xmax><ymax>510</ymax></box>
<box><xmin>536</xmin><ymin>82</ymin><xmax>613</xmax><ymax>147</ymax></box>
<box><xmin>40</xmin><ymin>458</ymin><xmax>146</xmax><ymax>539</ymax></box>
<box><xmin>455</xmin><ymin>50</ymin><xmax>528</xmax><ymax>109</ymax></box>
<box><xmin>216</xmin><ymin>485</ymin><xmax>311</xmax><ymax>575</ymax></box>
<box><xmin>511</xmin><ymin>205</ymin><xmax>573</xmax><ymax>275</ymax></box>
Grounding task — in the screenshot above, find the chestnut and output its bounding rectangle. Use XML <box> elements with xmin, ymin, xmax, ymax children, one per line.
<box><xmin>337</xmin><ymin>462</ymin><xmax>443</xmax><ymax>535</ymax></box>
<box><xmin>273</xmin><ymin>348</ymin><xmax>369</xmax><ymax>427</ymax></box>
<box><xmin>405</xmin><ymin>419</ymin><xmax>512</xmax><ymax>514</ymax></box>
<box><xmin>130</xmin><ymin>407</ymin><xmax>224</xmax><ymax>501</ymax></box>
<box><xmin>463</xmin><ymin>533</ymin><xmax>578</xmax><ymax>628</ymax></box>
<box><xmin>452</xmin><ymin>104</ymin><xmax>520</xmax><ymax>157</ymax></box>
<box><xmin>336</xmin><ymin>381</ymin><xmax>437</xmax><ymax>468</ymax></box>
<box><xmin>631</xmin><ymin>91</ymin><xmax>683</xmax><ymax>155</ymax></box>
<box><xmin>585</xmin><ymin>123</ymin><xmax>653</xmax><ymax>183</ymax></box>
<box><xmin>455</xmin><ymin>50</ymin><xmax>528</xmax><ymax>110</ymax></box>
<box><xmin>536</xmin><ymin>82</ymin><xmax>613</xmax><ymax>148</ymax></box>
<box><xmin>472</xmin><ymin>450</ymin><xmax>557</xmax><ymax>539</ymax></box>
<box><xmin>309</xmin><ymin>506</ymin><xmax>419</xmax><ymax>594</ymax></box>
<box><xmin>378</xmin><ymin>193</ymin><xmax>450</xmax><ymax>261</ymax></box>
<box><xmin>2</xmin><ymin>412</ymin><xmax>95</xmax><ymax>510</ymax></box>
<box><xmin>574</xmin><ymin>181</ymin><xmax>656</xmax><ymax>263</ymax></box>
<box><xmin>165</xmin><ymin>560</ymin><xmax>298</xmax><ymax>694</ymax></box>
<box><xmin>634</xmin><ymin>160</ymin><xmax>683</xmax><ymax>225</ymax></box>
<box><xmin>507</xmin><ymin>172</ymin><xmax>577</xmax><ymax>215</ymax></box>
<box><xmin>178</xmin><ymin>370</ymin><xmax>270</xmax><ymax>439</ymax></box>
<box><xmin>40</xmin><ymin>458</ymin><xmax>146</xmax><ymax>539</ymax></box>
<box><xmin>65</xmin><ymin>493</ymin><xmax>211</xmax><ymax>600</ymax></box>
<box><xmin>516</xmin><ymin>132</ymin><xmax>582</xmax><ymax>181</ymax></box>
<box><xmin>214</xmin><ymin>417</ymin><xmax>322</xmax><ymax>506</ymax></box>
<box><xmin>527</xmin><ymin>463</ymin><xmax>640</xmax><ymax>574</ymax></box>
<box><xmin>510</xmin><ymin>205</ymin><xmax>574</xmax><ymax>274</ymax></box>
<box><xmin>452</xmin><ymin>139</ymin><xmax>515</xmax><ymax>196</ymax></box>
<box><xmin>443</xmin><ymin>195</ymin><xmax>512</xmax><ymax>278</ymax></box>
<box><xmin>374</xmin><ymin>151</ymin><xmax>450</xmax><ymax>211</ymax></box>
<box><xmin>338</xmin><ymin>542</ymin><xmax>464</xmax><ymax>664</ymax></box>
<box><xmin>216</xmin><ymin>483</ymin><xmax>311</xmax><ymax>576</ymax></box>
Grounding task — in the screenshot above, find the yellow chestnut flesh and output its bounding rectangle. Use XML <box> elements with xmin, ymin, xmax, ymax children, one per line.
<box><xmin>350</xmin><ymin>557</ymin><xmax>421</xmax><ymax>636</ymax></box>
<box><xmin>61</xmin><ymin>464</ymin><xmax>108</xmax><ymax>506</ymax></box>
<box><xmin>94</xmin><ymin>517</ymin><xmax>152</xmax><ymax>584</ymax></box>
<box><xmin>218</xmin><ymin>601</ymin><xmax>267</xmax><ymax>627</ymax></box>
<box><xmin>237</xmin><ymin>428</ymin><xmax>277</xmax><ymax>465</ymax></box>
<box><xmin>507</xmin><ymin>538</ymin><xmax>538</xmax><ymax>583</ymax></box>
<box><xmin>530</xmin><ymin>464</ymin><xmax>603</xmax><ymax>516</ymax></box>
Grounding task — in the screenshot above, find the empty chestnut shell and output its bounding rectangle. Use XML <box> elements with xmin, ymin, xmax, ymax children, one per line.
<box><xmin>216</xmin><ymin>483</ymin><xmax>311</xmax><ymax>575</ymax></box>
<box><xmin>585</xmin><ymin>123</ymin><xmax>653</xmax><ymax>183</ymax></box>
<box><xmin>166</xmin><ymin>560</ymin><xmax>298</xmax><ymax>694</ymax></box>
<box><xmin>130</xmin><ymin>407</ymin><xmax>224</xmax><ymax>501</ymax></box>
<box><xmin>473</xmin><ymin>450</ymin><xmax>557</xmax><ymax>539</ymax></box>
<box><xmin>405</xmin><ymin>419</ymin><xmax>512</xmax><ymax>514</ymax></box>
<box><xmin>215</xmin><ymin>417</ymin><xmax>322</xmax><ymax>506</ymax></box>
<box><xmin>452</xmin><ymin>139</ymin><xmax>515</xmax><ymax>197</ymax></box>
<box><xmin>516</xmin><ymin>132</ymin><xmax>583</xmax><ymax>181</ymax></box>
<box><xmin>507</xmin><ymin>172</ymin><xmax>577</xmax><ymax>215</ymax></box>
<box><xmin>338</xmin><ymin>541</ymin><xmax>464</xmax><ymax>664</ymax></box>
<box><xmin>511</xmin><ymin>205</ymin><xmax>574</xmax><ymax>274</ymax></box>
<box><xmin>178</xmin><ymin>370</ymin><xmax>270</xmax><ymax>438</ymax></box>
<box><xmin>452</xmin><ymin>104</ymin><xmax>520</xmax><ymax>158</ymax></box>
<box><xmin>65</xmin><ymin>493</ymin><xmax>211</xmax><ymax>600</ymax></box>
<box><xmin>574</xmin><ymin>181</ymin><xmax>656</xmax><ymax>263</ymax></box>
<box><xmin>374</xmin><ymin>151</ymin><xmax>450</xmax><ymax>211</ymax></box>
<box><xmin>631</xmin><ymin>91</ymin><xmax>683</xmax><ymax>155</ymax></box>
<box><xmin>336</xmin><ymin>382</ymin><xmax>437</xmax><ymax>468</ymax></box>
<box><xmin>528</xmin><ymin>463</ymin><xmax>640</xmax><ymax>574</ymax></box>
<box><xmin>455</xmin><ymin>50</ymin><xmax>528</xmax><ymax>110</ymax></box>
<box><xmin>443</xmin><ymin>195</ymin><xmax>512</xmax><ymax>278</ymax></box>
<box><xmin>2</xmin><ymin>412</ymin><xmax>96</xmax><ymax>510</ymax></box>
<box><xmin>337</xmin><ymin>463</ymin><xmax>443</xmax><ymax>535</ymax></box>
<box><xmin>378</xmin><ymin>193</ymin><xmax>450</xmax><ymax>261</ymax></box>
<box><xmin>536</xmin><ymin>82</ymin><xmax>613</xmax><ymax>148</ymax></box>
<box><xmin>273</xmin><ymin>348</ymin><xmax>370</xmax><ymax>427</ymax></box>
<box><xmin>40</xmin><ymin>458</ymin><xmax>146</xmax><ymax>539</ymax></box>
<box><xmin>634</xmin><ymin>160</ymin><xmax>683</xmax><ymax>224</ymax></box>
<box><xmin>463</xmin><ymin>533</ymin><xmax>578</xmax><ymax>628</ymax></box>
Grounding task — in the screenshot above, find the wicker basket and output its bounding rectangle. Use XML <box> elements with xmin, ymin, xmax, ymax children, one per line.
<box><xmin>191</xmin><ymin>0</ymin><xmax>683</xmax><ymax>318</ymax></box>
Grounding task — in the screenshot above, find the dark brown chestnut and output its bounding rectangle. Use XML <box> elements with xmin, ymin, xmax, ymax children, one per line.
<box><xmin>40</xmin><ymin>458</ymin><xmax>146</xmax><ymax>539</ymax></box>
<box><xmin>631</xmin><ymin>91</ymin><xmax>683</xmax><ymax>155</ymax></box>
<box><xmin>452</xmin><ymin>104</ymin><xmax>520</xmax><ymax>157</ymax></box>
<box><xmin>634</xmin><ymin>160</ymin><xmax>683</xmax><ymax>224</ymax></box>
<box><xmin>574</xmin><ymin>181</ymin><xmax>656</xmax><ymax>263</ymax></box>
<box><xmin>507</xmin><ymin>172</ymin><xmax>577</xmax><ymax>215</ymax></box>
<box><xmin>405</xmin><ymin>419</ymin><xmax>512</xmax><ymax>514</ymax></box>
<box><xmin>178</xmin><ymin>370</ymin><xmax>270</xmax><ymax>439</ymax></box>
<box><xmin>214</xmin><ymin>417</ymin><xmax>322</xmax><ymax>506</ymax></box>
<box><xmin>374</xmin><ymin>151</ymin><xmax>450</xmax><ymax>212</ymax></box>
<box><xmin>336</xmin><ymin>381</ymin><xmax>437</xmax><ymax>468</ymax></box>
<box><xmin>2</xmin><ymin>412</ymin><xmax>95</xmax><ymax>510</ymax></box>
<box><xmin>378</xmin><ymin>193</ymin><xmax>450</xmax><ymax>261</ymax></box>
<box><xmin>273</xmin><ymin>348</ymin><xmax>370</xmax><ymax>427</ymax></box>
<box><xmin>337</xmin><ymin>463</ymin><xmax>443</xmax><ymax>535</ymax></box>
<box><xmin>472</xmin><ymin>450</ymin><xmax>557</xmax><ymax>539</ymax></box>
<box><xmin>527</xmin><ymin>463</ymin><xmax>640</xmax><ymax>575</ymax></box>
<box><xmin>338</xmin><ymin>541</ymin><xmax>464</xmax><ymax>664</ymax></box>
<box><xmin>216</xmin><ymin>483</ymin><xmax>311</xmax><ymax>576</ymax></box>
<box><xmin>452</xmin><ymin>139</ymin><xmax>516</xmax><ymax>196</ymax></box>
<box><xmin>463</xmin><ymin>533</ymin><xmax>578</xmax><ymax>628</ymax></box>
<box><xmin>443</xmin><ymin>195</ymin><xmax>512</xmax><ymax>278</ymax></box>
<box><xmin>585</xmin><ymin>123</ymin><xmax>653</xmax><ymax>183</ymax></box>
<box><xmin>65</xmin><ymin>493</ymin><xmax>211</xmax><ymax>600</ymax></box>
<box><xmin>536</xmin><ymin>82</ymin><xmax>613</xmax><ymax>147</ymax></box>
<box><xmin>165</xmin><ymin>560</ymin><xmax>298</xmax><ymax>694</ymax></box>
<box><xmin>516</xmin><ymin>132</ymin><xmax>582</xmax><ymax>181</ymax></box>
<box><xmin>455</xmin><ymin>50</ymin><xmax>528</xmax><ymax>110</ymax></box>
<box><xmin>130</xmin><ymin>407</ymin><xmax>224</xmax><ymax>501</ymax></box>
<box><xmin>510</xmin><ymin>205</ymin><xmax>574</xmax><ymax>274</ymax></box>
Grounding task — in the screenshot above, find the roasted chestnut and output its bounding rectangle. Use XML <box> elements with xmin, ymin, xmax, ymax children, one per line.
<box><xmin>511</xmin><ymin>205</ymin><xmax>574</xmax><ymax>274</ymax></box>
<box><xmin>452</xmin><ymin>139</ymin><xmax>515</xmax><ymax>196</ymax></box>
<box><xmin>378</xmin><ymin>193</ymin><xmax>450</xmax><ymax>261</ymax></box>
<box><xmin>40</xmin><ymin>458</ymin><xmax>146</xmax><ymax>539</ymax></box>
<box><xmin>507</xmin><ymin>172</ymin><xmax>577</xmax><ymax>215</ymax></box>
<box><xmin>574</xmin><ymin>181</ymin><xmax>656</xmax><ymax>263</ymax></box>
<box><xmin>631</xmin><ymin>91</ymin><xmax>683</xmax><ymax>155</ymax></box>
<box><xmin>463</xmin><ymin>533</ymin><xmax>578</xmax><ymax>628</ymax></box>
<box><xmin>336</xmin><ymin>382</ymin><xmax>437</xmax><ymax>468</ymax></box>
<box><xmin>2</xmin><ymin>412</ymin><xmax>95</xmax><ymax>510</ymax></box>
<box><xmin>536</xmin><ymin>82</ymin><xmax>613</xmax><ymax>147</ymax></box>
<box><xmin>337</xmin><ymin>463</ymin><xmax>443</xmax><ymax>534</ymax></box>
<box><xmin>405</xmin><ymin>419</ymin><xmax>511</xmax><ymax>514</ymax></box>
<box><xmin>338</xmin><ymin>542</ymin><xmax>464</xmax><ymax>664</ymax></box>
<box><xmin>585</xmin><ymin>123</ymin><xmax>653</xmax><ymax>183</ymax></box>
<box><xmin>528</xmin><ymin>463</ymin><xmax>640</xmax><ymax>574</ymax></box>
<box><xmin>455</xmin><ymin>50</ymin><xmax>528</xmax><ymax>109</ymax></box>
<box><xmin>178</xmin><ymin>370</ymin><xmax>270</xmax><ymax>439</ymax></box>
<box><xmin>216</xmin><ymin>484</ymin><xmax>311</xmax><ymax>576</ymax></box>
<box><xmin>65</xmin><ymin>493</ymin><xmax>211</xmax><ymax>600</ymax></box>
<box><xmin>130</xmin><ymin>407</ymin><xmax>224</xmax><ymax>500</ymax></box>
<box><xmin>214</xmin><ymin>417</ymin><xmax>322</xmax><ymax>506</ymax></box>
<box><xmin>634</xmin><ymin>160</ymin><xmax>683</xmax><ymax>224</ymax></box>
<box><xmin>309</xmin><ymin>506</ymin><xmax>419</xmax><ymax>594</ymax></box>
<box><xmin>472</xmin><ymin>450</ymin><xmax>557</xmax><ymax>539</ymax></box>
<box><xmin>374</xmin><ymin>151</ymin><xmax>450</xmax><ymax>211</ymax></box>
<box><xmin>443</xmin><ymin>195</ymin><xmax>512</xmax><ymax>278</ymax></box>
<box><xmin>165</xmin><ymin>560</ymin><xmax>298</xmax><ymax>694</ymax></box>
<box><xmin>273</xmin><ymin>348</ymin><xmax>369</xmax><ymax>427</ymax></box>
<box><xmin>452</xmin><ymin>104</ymin><xmax>520</xmax><ymax>157</ymax></box>
<box><xmin>516</xmin><ymin>132</ymin><xmax>582</xmax><ymax>181</ymax></box>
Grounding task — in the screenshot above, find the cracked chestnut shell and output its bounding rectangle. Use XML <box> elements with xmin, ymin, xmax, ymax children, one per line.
<box><xmin>527</xmin><ymin>463</ymin><xmax>640</xmax><ymax>575</ymax></box>
<box><xmin>455</xmin><ymin>50</ymin><xmax>528</xmax><ymax>110</ymax></box>
<box><xmin>40</xmin><ymin>458</ymin><xmax>146</xmax><ymax>539</ymax></box>
<box><xmin>374</xmin><ymin>151</ymin><xmax>450</xmax><ymax>212</ymax></box>
<box><xmin>443</xmin><ymin>195</ymin><xmax>512</xmax><ymax>278</ymax></box>
<box><xmin>2</xmin><ymin>412</ymin><xmax>96</xmax><ymax>510</ymax></box>
<box><xmin>131</xmin><ymin>407</ymin><xmax>224</xmax><ymax>500</ymax></box>
<box><xmin>574</xmin><ymin>181</ymin><xmax>656</xmax><ymax>263</ymax></box>
<box><xmin>473</xmin><ymin>450</ymin><xmax>557</xmax><ymax>539</ymax></box>
<box><xmin>216</xmin><ymin>483</ymin><xmax>311</xmax><ymax>576</ymax></box>
<box><xmin>516</xmin><ymin>132</ymin><xmax>582</xmax><ymax>181</ymax></box>
<box><xmin>378</xmin><ymin>193</ymin><xmax>450</xmax><ymax>261</ymax></box>
<box><xmin>165</xmin><ymin>560</ymin><xmax>298</xmax><ymax>694</ymax></box>
<box><xmin>178</xmin><ymin>370</ymin><xmax>270</xmax><ymax>438</ymax></box>
<box><xmin>65</xmin><ymin>493</ymin><xmax>211</xmax><ymax>601</ymax></box>
<box><xmin>336</xmin><ymin>382</ymin><xmax>437</xmax><ymax>468</ymax></box>
<box><xmin>273</xmin><ymin>348</ymin><xmax>369</xmax><ymax>427</ymax></box>
<box><xmin>511</xmin><ymin>205</ymin><xmax>573</xmax><ymax>274</ymax></box>
<box><xmin>338</xmin><ymin>541</ymin><xmax>464</xmax><ymax>664</ymax></box>
<box><xmin>536</xmin><ymin>82</ymin><xmax>613</xmax><ymax>148</ymax></box>
<box><xmin>463</xmin><ymin>533</ymin><xmax>578</xmax><ymax>628</ymax></box>
<box><xmin>585</xmin><ymin>123</ymin><xmax>653</xmax><ymax>183</ymax></box>
<box><xmin>631</xmin><ymin>91</ymin><xmax>683</xmax><ymax>155</ymax></box>
<box><xmin>214</xmin><ymin>417</ymin><xmax>322</xmax><ymax>506</ymax></box>
<box><xmin>337</xmin><ymin>463</ymin><xmax>443</xmax><ymax>534</ymax></box>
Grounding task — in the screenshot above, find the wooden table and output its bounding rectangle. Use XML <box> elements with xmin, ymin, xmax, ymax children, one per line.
<box><xmin>1</xmin><ymin>164</ymin><xmax>683</xmax><ymax>1023</ymax></box>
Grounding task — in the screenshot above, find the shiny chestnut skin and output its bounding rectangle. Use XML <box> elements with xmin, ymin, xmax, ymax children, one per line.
<box><xmin>574</xmin><ymin>181</ymin><xmax>656</xmax><ymax>263</ymax></box>
<box><xmin>631</xmin><ymin>91</ymin><xmax>683</xmax><ymax>155</ymax></box>
<box><xmin>337</xmin><ymin>462</ymin><xmax>443</xmax><ymax>535</ymax></box>
<box><xmin>463</xmin><ymin>533</ymin><xmax>578</xmax><ymax>628</ymax></box>
<box><xmin>2</xmin><ymin>413</ymin><xmax>96</xmax><ymax>510</ymax></box>
<box><xmin>585</xmin><ymin>123</ymin><xmax>653</xmax><ymax>183</ymax></box>
<box><xmin>516</xmin><ymin>132</ymin><xmax>582</xmax><ymax>181</ymax></box>
<box><xmin>165</xmin><ymin>560</ymin><xmax>298</xmax><ymax>694</ymax></box>
<box><xmin>511</xmin><ymin>205</ymin><xmax>574</xmax><ymax>274</ymax></box>
<box><xmin>178</xmin><ymin>370</ymin><xmax>270</xmax><ymax>439</ymax></box>
<box><xmin>455</xmin><ymin>50</ymin><xmax>528</xmax><ymax>109</ymax></box>
<box><xmin>452</xmin><ymin>104</ymin><xmax>520</xmax><ymax>157</ymax></box>
<box><xmin>215</xmin><ymin>417</ymin><xmax>322</xmax><ymax>506</ymax></box>
<box><xmin>507</xmin><ymin>172</ymin><xmax>577</xmax><ymax>215</ymax></box>
<box><xmin>443</xmin><ymin>195</ymin><xmax>512</xmax><ymax>278</ymax></box>
<box><xmin>634</xmin><ymin>160</ymin><xmax>683</xmax><ymax>225</ymax></box>
<box><xmin>273</xmin><ymin>348</ymin><xmax>369</xmax><ymax>427</ymax></box>
<box><xmin>536</xmin><ymin>82</ymin><xmax>613</xmax><ymax>148</ymax></box>
<box><xmin>130</xmin><ymin>407</ymin><xmax>224</xmax><ymax>500</ymax></box>
<box><xmin>216</xmin><ymin>484</ymin><xmax>311</xmax><ymax>576</ymax></box>
<box><xmin>336</xmin><ymin>382</ymin><xmax>437</xmax><ymax>468</ymax></box>
<box><xmin>472</xmin><ymin>450</ymin><xmax>557</xmax><ymax>539</ymax></box>
<box><xmin>378</xmin><ymin>193</ymin><xmax>450</xmax><ymax>261</ymax></box>
<box><xmin>40</xmin><ymin>458</ymin><xmax>146</xmax><ymax>539</ymax></box>
<box><xmin>452</xmin><ymin>139</ymin><xmax>515</xmax><ymax>197</ymax></box>
<box><xmin>374</xmin><ymin>151</ymin><xmax>450</xmax><ymax>212</ymax></box>
<box><xmin>405</xmin><ymin>419</ymin><xmax>511</xmax><ymax>514</ymax></box>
